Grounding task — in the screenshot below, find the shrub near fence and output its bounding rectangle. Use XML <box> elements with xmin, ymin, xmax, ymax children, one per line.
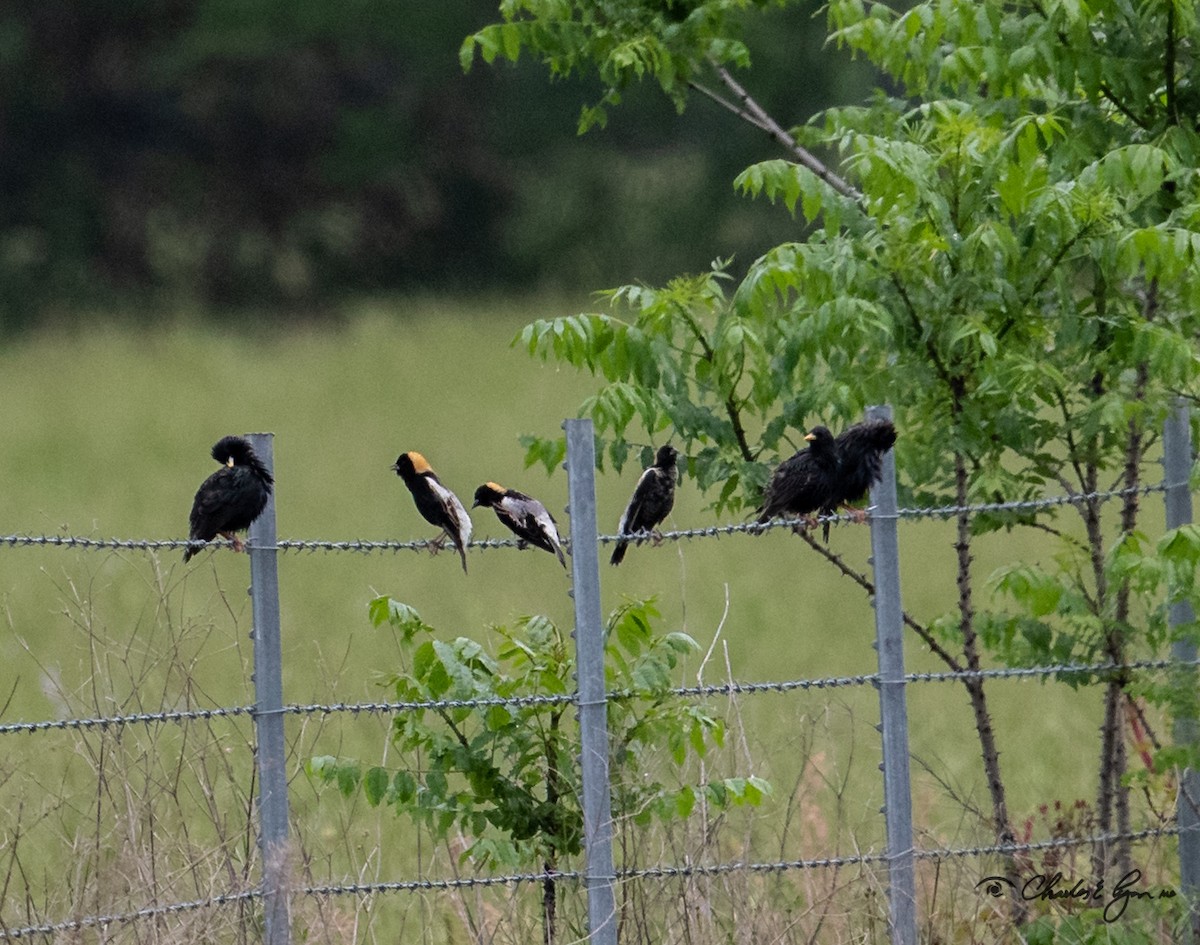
<box><xmin>1</xmin><ymin>412</ymin><xmax>1198</xmax><ymax>944</ymax></box>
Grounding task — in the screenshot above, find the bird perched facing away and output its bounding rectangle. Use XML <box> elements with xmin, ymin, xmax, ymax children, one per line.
<box><xmin>185</xmin><ymin>435</ymin><xmax>274</xmax><ymax>561</ymax></box>
<box><xmin>473</xmin><ymin>482</ymin><xmax>566</xmax><ymax>568</ymax></box>
<box><xmin>821</xmin><ymin>419</ymin><xmax>898</xmax><ymax>538</ymax></box>
<box><xmin>755</xmin><ymin>426</ymin><xmax>839</xmax><ymax>529</ymax></box>
<box><xmin>611</xmin><ymin>444</ymin><xmax>679</xmax><ymax>566</ymax></box>
<box><xmin>391</xmin><ymin>451</ymin><xmax>473</xmax><ymax>573</ymax></box>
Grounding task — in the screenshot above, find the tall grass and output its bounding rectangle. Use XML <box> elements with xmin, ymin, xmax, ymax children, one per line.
<box><xmin>0</xmin><ymin>297</ymin><xmax>1183</xmax><ymax>941</ymax></box>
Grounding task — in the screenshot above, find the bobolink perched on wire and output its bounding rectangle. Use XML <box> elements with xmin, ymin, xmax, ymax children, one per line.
<box><xmin>472</xmin><ymin>482</ymin><xmax>566</xmax><ymax>568</ymax></box>
<box><xmin>755</xmin><ymin>426</ymin><xmax>839</xmax><ymax>529</ymax></box>
<box><xmin>391</xmin><ymin>451</ymin><xmax>473</xmax><ymax>573</ymax></box>
<box><xmin>610</xmin><ymin>444</ymin><xmax>679</xmax><ymax>566</ymax></box>
<box><xmin>821</xmin><ymin>419</ymin><xmax>898</xmax><ymax>538</ymax></box>
<box><xmin>184</xmin><ymin>435</ymin><xmax>273</xmax><ymax>561</ymax></box>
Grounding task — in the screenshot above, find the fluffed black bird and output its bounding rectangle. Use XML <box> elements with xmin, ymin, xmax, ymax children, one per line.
<box><xmin>473</xmin><ymin>482</ymin><xmax>566</xmax><ymax>568</ymax></box>
<box><xmin>755</xmin><ymin>426</ymin><xmax>839</xmax><ymax>529</ymax></box>
<box><xmin>392</xmin><ymin>451</ymin><xmax>473</xmax><ymax>573</ymax></box>
<box><xmin>184</xmin><ymin>435</ymin><xmax>274</xmax><ymax>561</ymax></box>
<box><xmin>821</xmin><ymin>418</ymin><xmax>898</xmax><ymax>538</ymax></box>
<box><xmin>611</xmin><ymin>444</ymin><xmax>679</xmax><ymax>566</ymax></box>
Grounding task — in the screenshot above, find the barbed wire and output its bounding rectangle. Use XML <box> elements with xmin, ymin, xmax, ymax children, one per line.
<box><xmin>912</xmin><ymin>825</ymin><xmax>1181</xmax><ymax>863</ymax></box>
<box><xmin>0</xmin><ymin>704</ymin><xmax>256</xmax><ymax>736</ymax></box>
<box><xmin>906</xmin><ymin>656</ymin><xmax>1200</xmax><ymax>686</ymax></box>
<box><xmin>0</xmin><ymin>889</ymin><xmax>261</xmax><ymax>941</ymax></box>
<box><xmin>891</xmin><ymin>482</ymin><xmax>1173</xmax><ymax>523</ymax></box>
<box><xmin>302</xmin><ymin>869</ymin><xmax>578</xmax><ymax>898</ymax></box>
<box><xmin>4</xmin><ymin>656</ymin><xmax>1195</xmax><ymax>737</ymax></box>
<box><xmin>0</xmin><ymin>478</ymin><xmax>1184</xmax><ymax>556</ymax></box>
<box><xmin>7</xmin><ymin>823</ymin><xmax>1177</xmax><ymax>939</ymax></box>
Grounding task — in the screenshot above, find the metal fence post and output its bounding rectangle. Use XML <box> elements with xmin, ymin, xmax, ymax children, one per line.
<box><xmin>564</xmin><ymin>419</ymin><xmax>618</xmax><ymax>945</ymax></box>
<box><xmin>247</xmin><ymin>433</ymin><xmax>291</xmax><ymax>945</ymax></box>
<box><xmin>866</xmin><ymin>405</ymin><xmax>917</xmax><ymax>945</ymax></box>
<box><xmin>1164</xmin><ymin>402</ymin><xmax>1200</xmax><ymax>943</ymax></box>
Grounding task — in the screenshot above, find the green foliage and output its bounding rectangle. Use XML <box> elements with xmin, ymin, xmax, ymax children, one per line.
<box><xmin>308</xmin><ymin>596</ymin><xmax>768</xmax><ymax>871</ymax></box>
<box><xmin>462</xmin><ymin>0</ymin><xmax>770</xmax><ymax>130</ymax></box>
<box><xmin>504</xmin><ymin>0</ymin><xmax>1200</xmax><ymax>513</ymax></box>
<box><xmin>484</xmin><ymin>0</ymin><xmax>1200</xmax><ymax>854</ymax></box>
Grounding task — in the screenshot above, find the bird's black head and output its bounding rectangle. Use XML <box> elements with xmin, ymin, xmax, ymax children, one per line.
<box><xmin>655</xmin><ymin>444</ymin><xmax>679</xmax><ymax>469</ymax></box>
<box><xmin>210</xmin><ymin>435</ymin><xmax>273</xmax><ymax>486</ymax></box>
<box><xmin>392</xmin><ymin>451</ymin><xmax>433</xmax><ymax>481</ymax></box>
<box><xmin>472</xmin><ymin>482</ymin><xmax>505</xmax><ymax>508</ymax></box>
<box><xmin>212</xmin><ymin>435</ymin><xmax>253</xmax><ymax>465</ymax></box>
<box><xmin>805</xmin><ymin>426</ymin><xmax>836</xmax><ymax>452</ymax></box>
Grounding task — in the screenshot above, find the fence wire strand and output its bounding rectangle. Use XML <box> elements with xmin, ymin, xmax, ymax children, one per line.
<box><xmin>5</xmin><ymin>657</ymin><xmax>1199</xmax><ymax>737</ymax></box>
<box><xmin>0</xmin><ymin>478</ymin><xmax>1180</xmax><ymax>556</ymax></box>
<box><xmin>0</xmin><ymin>889</ymin><xmax>261</xmax><ymax>941</ymax></box>
<box><xmin>5</xmin><ymin>657</ymin><xmax>1198</xmax><ymax>737</ymax></box>
<box><xmin>3</xmin><ymin>823</ymin><xmax>1181</xmax><ymax>940</ymax></box>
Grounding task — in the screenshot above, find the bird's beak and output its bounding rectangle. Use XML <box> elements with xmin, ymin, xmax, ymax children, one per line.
<box><xmin>804</xmin><ymin>433</ymin><xmax>816</xmax><ymax>442</ymax></box>
<box><xmin>226</xmin><ymin>457</ymin><xmax>235</xmax><ymax>467</ymax></box>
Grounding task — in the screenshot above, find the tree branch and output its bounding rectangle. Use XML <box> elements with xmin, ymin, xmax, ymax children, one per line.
<box><xmin>671</xmin><ymin>301</ymin><xmax>756</xmax><ymax>462</ymax></box>
<box><xmin>1166</xmin><ymin>1</ymin><xmax>1178</xmax><ymax>124</ymax></box>
<box><xmin>1029</xmin><ymin>0</ymin><xmax>1150</xmax><ymax>129</ymax></box>
<box><xmin>794</xmin><ymin>530</ymin><xmax>965</xmax><ymax>673</ymax></box>
<box><xmin>703</xmin><ymin>64</ymin><xmax>861</xmax><ymax>202</ymax></box>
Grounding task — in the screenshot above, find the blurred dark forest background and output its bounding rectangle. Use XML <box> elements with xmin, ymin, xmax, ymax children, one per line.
<box><xmin>0</xmin><ymin>0</ymin><xmax>872</xmax><ymax>331</ymax></box>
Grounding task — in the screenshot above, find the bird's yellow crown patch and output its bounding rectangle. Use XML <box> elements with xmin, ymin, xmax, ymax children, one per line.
<box><xmin>407</xmin><ymin>452</ymin><xmax>432</xmax><ymax>474</ymax></box>
<box><xmin>485</xmin><ymin>481</ymin><xmax>506</xmax><ymax>492</ymax></box>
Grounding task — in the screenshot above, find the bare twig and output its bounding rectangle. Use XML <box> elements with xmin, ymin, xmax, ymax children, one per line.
<box><xmin>697</xmin><ymin>63</ymin><xmax>861</xmax><ymax>202</ymax></box>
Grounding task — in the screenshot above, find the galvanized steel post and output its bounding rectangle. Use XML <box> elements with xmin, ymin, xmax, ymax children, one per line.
<box><xmin>1164</xmin><ymin>402</ymin><xmax>1199</xmax><ymax>943</ymax></box>
<box><xmin>564</xmin><ymin>419</ymin><xmax>618</xmax><ymax>945</ymax></box>
<box><xmin>247</xmin><ymin>432</ymin><xmax>291</xmax><ymax>945</ymax></box>
<box><xmin>866</xmin><ymin>405</ymin><xmax>917</xmax><ymax>945</ymax></box>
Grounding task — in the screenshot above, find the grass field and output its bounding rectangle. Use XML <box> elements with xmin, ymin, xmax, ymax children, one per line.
<box><xmin>0</xmin><ymin>297</ymin><xmax>1184</xmax><ymax>941</ymax></box>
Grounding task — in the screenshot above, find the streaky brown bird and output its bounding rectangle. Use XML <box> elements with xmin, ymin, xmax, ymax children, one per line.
<box><xmin>392</xmin><ymin>451</ymin><xmax>473</xmax><ymax>573</ymax></box>
<box><xmin>472</xmin><ymin>482</ymin><xmax>566</xmax><ymax>568</ymax></box>
<box><xmin>611</xmin><ymin>444</ymin><xmax>679</xmax><ymax>566</ymax></box>
<box><xmin>185</xmin><ymin>435</ymin><xmax>273</xmax><ymax>561</ymax></box>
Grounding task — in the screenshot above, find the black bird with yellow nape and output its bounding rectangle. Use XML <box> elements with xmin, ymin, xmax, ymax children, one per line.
<box><xmin>391</xmin><ymin>451</ymin><xmax>473</xmax><ymax>573</ymax></box>
<box><xmin>184</xmin><ymin>435</ymin><xmax>273</xmax><ymax>561</ymax></box>
<box><xmin>473</xmin><ymin>482</ymin><xmax>567</xmax><ymax>568</ymax></box>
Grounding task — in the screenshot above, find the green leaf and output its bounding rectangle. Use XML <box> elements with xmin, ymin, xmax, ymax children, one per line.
<box><xmin>369</xmin><ymin>596</ymin><xmax>427</xmax><ymax>639</ymax></box>
<box><xmin>336</xmin><ymin>761</ymin><xmax>361</xmax><ymax>797</ymax></box>
<box><xmin>990</xmin><ymin>564</ymin><xmax>1064</xmax><ymax>617</ymax></box>
<box><xmin>364</xmin><ymin>766</ymin><xmax>390</xmax><ymax>806</ymax></box>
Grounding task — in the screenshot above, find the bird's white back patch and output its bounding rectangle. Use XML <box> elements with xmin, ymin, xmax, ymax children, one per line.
<box><xmin>429</xmin><ymin>477</ymin><xmax>472</xmax><ymax>544</ymax></box>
